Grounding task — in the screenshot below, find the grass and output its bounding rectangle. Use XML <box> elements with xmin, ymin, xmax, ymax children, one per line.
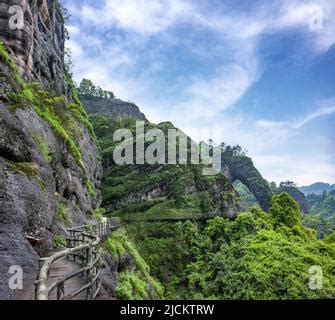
<box><xmin>106</xmin><ymin>229</ymin><xmax>164</xmax><ymax>299</ymax></box>
<box><xmin>32</xmin><ymin>133</ymin><xmax>52</xmax><ymax>162</ymax></box>
<box><xmin>116</xmin><ymin>272</ymin><xmax>149</xmax><ymax>300</ymax></box>
<box><xmin>0</xmin><ymin>42</ymin><xmax>18</xmax><ymax>71</ymax></box>
<box><xmin>94</xmin><ymin>208</ymin><xmax>106</xmax><ymax>222</ymax></box>
<box><xmin>56</xmin><ymin>204</ymin><xmax>73</xmax><ymax>227</ymax></box>
<box><xmin>53</xmin><ymin>235</ymin><xmax>67</xmax><ymax>248</ymax></box>
<box><xmin>86</xmin><ymin>178</ymin><xmax>97</xmax><ymax>199</ymax></box>
<box><xmin>0</xmin><ymin>42</ymin><xmax>25</xmax><ymax>88</ymax></box>
<box><xmin>8</xmin><ymin>161</ymin><xmax>45</xmax><ymax>190</ymax></box>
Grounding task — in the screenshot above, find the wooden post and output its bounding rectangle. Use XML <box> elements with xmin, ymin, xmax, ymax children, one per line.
<box><xmin>57</xmin><ymin>282</ymin><xmax>65</xmax><ymax>300</ymax></box>
<box><xmin>86</xmin><ymin>247</ymin><xmax>93</xmax><ymax>300</ymax></box>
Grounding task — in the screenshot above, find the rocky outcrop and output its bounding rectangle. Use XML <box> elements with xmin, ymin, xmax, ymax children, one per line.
<box><xmin>276</xmin><ymin>184</ymin><xmax>308</xmax><ymax>213</ymax></box>
<box><xmin>0</xmin><ymin>0</ymin><xmax>68</xmax><ymax>93</ymax></box>
<box><xmin>81</xmin><ymin>95</ymin><xmax>147</xmax><ymax>121</ymax></box>
<box><xmin>0</xmin><ymin>1</ymin><xmax>102</xmax><ymax>300</ymax></box>
<box><xmin>221</xmin><ymin>154</ymin><xmax>273</xmax><ymax>211</ymax></box>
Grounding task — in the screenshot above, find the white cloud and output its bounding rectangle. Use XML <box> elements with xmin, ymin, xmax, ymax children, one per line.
<box><xmin>293</xmin><ymin>104</ymin><xmax>335</xmax><ymax>128</ymax></box>
<box><xmin>253</xmin><ymin>154</ymin><xmax>335</xmax><ymax>185</ymax></box>
<box><xmin>67</xmin><ymin>39</ymin><xmax>83</xmax><ymax>59</ymax></box>
<box><xmin>256</xmin><ymin>101</ymin><xmax>335</xmax><ymax>130</ymax></box>
<box><xmin>63</xmin><ymin>0</ymin><xmax>335</xmax><ymax>185</ymax></box>
<box><xmin>80</xmin><ymin>0</ymin><xmax>192</xmax><ymax>35</ymax></box>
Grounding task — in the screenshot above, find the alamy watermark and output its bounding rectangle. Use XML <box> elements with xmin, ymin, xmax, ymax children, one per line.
<box><xmin>308</xmin><ymin>5</ymin><xmax>324</xmax><ymax>31</ymax></box>
<box><xmin>112</xmin><ymin>122</ymin><xmax>221</xmax><ymax>176</ymax></box>
<box><xmin>309</xmin><ymin>265</ymin><xmax>323</xmax><ymax>290</ymax></box>
<box><xmin>8</xmin><ymin>5</ymin><xmax>25</xmax><ymax>30</ymax></box>
<box><xmin>5</xmin><ymin>3</ymin><xmax>326</xmax><ymax>31</ymax></box>
<box><xmin>8</xmin><ymin>265</ymin><xmax>23</xmax><ymax>290</ymax></box>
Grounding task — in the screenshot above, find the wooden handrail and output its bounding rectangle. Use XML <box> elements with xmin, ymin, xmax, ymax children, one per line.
<box><xmin>35</xmin><ymin>219</ymin><xmax>116</xmax><ymax>300</ymax></box>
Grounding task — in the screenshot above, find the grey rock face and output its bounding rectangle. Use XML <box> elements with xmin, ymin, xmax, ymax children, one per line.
<box><xmin>81</xmin><ymin>95</ymin><xmax>147</xmax><ymax>121</ymax></box>
<box><xmin>0</xmin><ymin>99</ymin><xmax>101</xmax><ymax>299</ymax></box>
<box><xmin>0</xmin><ymin>1</ymin><xmax>102</xmax><ymax>299</ymax></box>
<box><xmin>0</xmin><ymin>0</ymin><xmax>68</xmax><ymax>94</ymax></box>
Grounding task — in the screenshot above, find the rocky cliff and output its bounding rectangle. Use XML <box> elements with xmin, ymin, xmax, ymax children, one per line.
<box><xmin>0</xmin><ymin>0</ymin><xmax>68</xmax><ymax>93</ymax></box>
<box><xmin>80</xmin><ymin>94</ymin><xmax>147</xmax><ymax>122</ymax></box>
<box><xmin>221</xmin><ymin>149</ymin><xmax>273</xmax><ymax>211</ymax></box>
<box><xmin>0</xmin><ymin>0</ymin><xmax>102</xmax><ymax>299</ymax></box>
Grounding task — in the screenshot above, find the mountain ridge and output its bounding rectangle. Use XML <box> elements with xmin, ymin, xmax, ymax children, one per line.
<box><xmin>300</xmin><ymin>182</ymin><xmax>335</xmax><ymax>195</ymax></box>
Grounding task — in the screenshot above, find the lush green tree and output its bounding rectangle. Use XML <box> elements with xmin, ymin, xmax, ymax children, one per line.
<box><xmin>270</xmin><ymin>192</ymin><xmax>301</xmax><ymax>227</ymax></box>
<box><xmin>78</xmin><ymin>79</ymin><xmax>114</xmax><ymax>99</ymax></box>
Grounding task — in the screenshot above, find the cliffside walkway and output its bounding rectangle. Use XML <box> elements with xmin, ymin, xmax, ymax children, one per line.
<box><xmin>31</xmin><ymin>219</ymin><xmax>117</xmax><ymax>300</ymax></box>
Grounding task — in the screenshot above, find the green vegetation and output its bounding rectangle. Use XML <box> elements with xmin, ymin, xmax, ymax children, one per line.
<box><xmin>123</xmin><ymin>194</ymin><xmax>335</xmax><ymax>299</ymax></box>
<box><xmin>1</xmin><ymin>43</ymin><xmax>97</xmax><ymax>200</ymax></box>
<box><xmin>86</xmin><ymin>89</ymin><xmax>335</xmax><ymax>300</ymax></box>
<box><xmin>65</xmin><ymin>74</ymin><xmax>96</xmax><ymax>139</ymax></box>
<box><xmin>234</xmin><ymin>180</ymin><xmax>258</xmax><ymax>207</ymax></box>
<box><xmin>56</xmin><ymin>204</ymin><xmax>72</xmax><ymax>227</ymax></box>
<box><xmin>0</xmin><ymin>42</ymin><xmax>17</xmax><ymax>70</ymax></box>
<box><xmin>86</xmin><ymin>178</ymin><xmax>97</xmax><ymax>199</ymax></box>
<box><xmin>302</xmin><ymin>190</ymin><xmax>335</xmax><ymax>238</ymax></box>
<box><xmin>220</xmin><ymin>145</ymin><xmax>274</xmax><ymax>211</ymax></box>
<box><xmin>90</xmin><ymin>115</ymin><xmax>238</xmax><ymax>219</ymax></box>
<box><xmin>270</xmin><ymin>192</ymin><xmax>301</xmax><ymax>227</ymax></box>
<box><xmin>8</xmin><ymin>161</ymin><xmax>45</xmax><ymax>190</ymax></box>
<box><xmin>116</xmin><ymin>272</ymin><xmax>151</xmax><ymax>300</ymax></box>
<box><xmin>78</xmin><ymin>79</ymin><xmax>114</xmax><ymax>99</ymax></box>
<box><xmin>106</xmin><ymin>229</ymin><xmax>164</xmax><ymax>299</ymax></box>
<box><xmin>32</xmin><ymin>133</ymin><xmax>52</xmax><ymax>162</ymax></box>
<box><xmin>53</xmin><ymin>234</ymin><xmax>67</xmax><ymax>248</ymax></box>
<box><xmin>93</xmin><ymin>208</ymin><xmax>106</xmax><ymax>222</ymax></box>
<box><xmin>268</xmin><ymin>182</ymin><xmax>335</xmax><ymax>238</ymax></box>
<box><xmin>0</xmin><ymin>42</ymin><xmax>24</xmax><ymax>87</ymax></box>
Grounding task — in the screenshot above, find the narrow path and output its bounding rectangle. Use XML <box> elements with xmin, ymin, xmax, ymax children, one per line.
<box><xmin>16</xmin><ymin>251</ymin><xmax>86</xmax><ymax>300</ymax></box>
<box><xmin>16</xmin><ymin>219</ymin><xmax>117</xmax><ymax>300</ymax></box>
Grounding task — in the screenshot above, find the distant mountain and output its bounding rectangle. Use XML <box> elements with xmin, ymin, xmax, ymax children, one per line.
<box><xmin>300</xmin><ymin>183</ymin><xmax>335</xmax><ymax>195</ymax></box>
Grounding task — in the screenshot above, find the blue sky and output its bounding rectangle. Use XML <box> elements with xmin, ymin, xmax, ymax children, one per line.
<box><xmin>63</xmin><ymin>0</ymin><xmax>335</xmax><ymax>186</ymax></box>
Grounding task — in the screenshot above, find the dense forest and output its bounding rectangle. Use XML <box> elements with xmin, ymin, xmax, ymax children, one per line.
<box><xmin>88</xmin><ymin>110</ymin><xmax>335</xmax><ymax>299</ymax></box>
<box><xmin>235</xmin><ymin>180</ymin><xmax>335</xmax><ymax>238</ymax></box>
<box><xmin>303</xmin><ymin>191</ymin><xmax>335</xmax><ymax>238</ymax></box>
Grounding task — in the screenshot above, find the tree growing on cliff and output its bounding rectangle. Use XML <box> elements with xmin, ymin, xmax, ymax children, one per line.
<box><xmin>78</xmin><ymin>79</ymin><xmax>114</xmax><ymax>99</ymax></box>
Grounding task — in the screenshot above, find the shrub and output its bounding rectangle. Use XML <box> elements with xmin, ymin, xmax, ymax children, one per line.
<box><xmin>8</xmin><ymin>161</ymin><xmax>45</xmax><ymax>190</ymax></box>
<box><xmin>53</xmin><ymin>235</ymin><xmax>67</xmax><ymax>248</ymax></box>
<box><xmin>56</xmin><ymin>204</ymin><xmax>72</xmax><ymax>227</ymax></box>
<box><xmin>32</xmin><ymin>133</ymin><xmax>52</xmax><ymax>162</ymax></box>
<box><xmin>270</xmin><ymin>192</ymin><xmax>301</xmax><ymax>227</ymax></box>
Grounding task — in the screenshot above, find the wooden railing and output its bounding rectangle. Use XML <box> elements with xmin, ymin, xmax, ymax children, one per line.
<box><xmin>35</xmin><ymin>219</ymin><xmax>118</xmax><ymax>300</ymax></box>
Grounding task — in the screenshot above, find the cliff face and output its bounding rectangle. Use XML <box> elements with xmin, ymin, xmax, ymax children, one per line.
<box><xmin>80</xmin><ymin>95</ymin><xmax>147</xmax><ymax>122</ymax></box>
<box><xmin>0</xmin><ymin>1</ymin><xmax>102</xmax><ymax>299</ymax></box>
<box><xmin>0</xmin><ymin>0</ymin><xmax>68</xmax><ymax>93</ymax></box>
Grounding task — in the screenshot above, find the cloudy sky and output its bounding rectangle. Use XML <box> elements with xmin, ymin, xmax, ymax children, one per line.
<box><xmin>63</xmin><ymin>0</ymin><xmax>335</xmax><ymax>186</ymax></box>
